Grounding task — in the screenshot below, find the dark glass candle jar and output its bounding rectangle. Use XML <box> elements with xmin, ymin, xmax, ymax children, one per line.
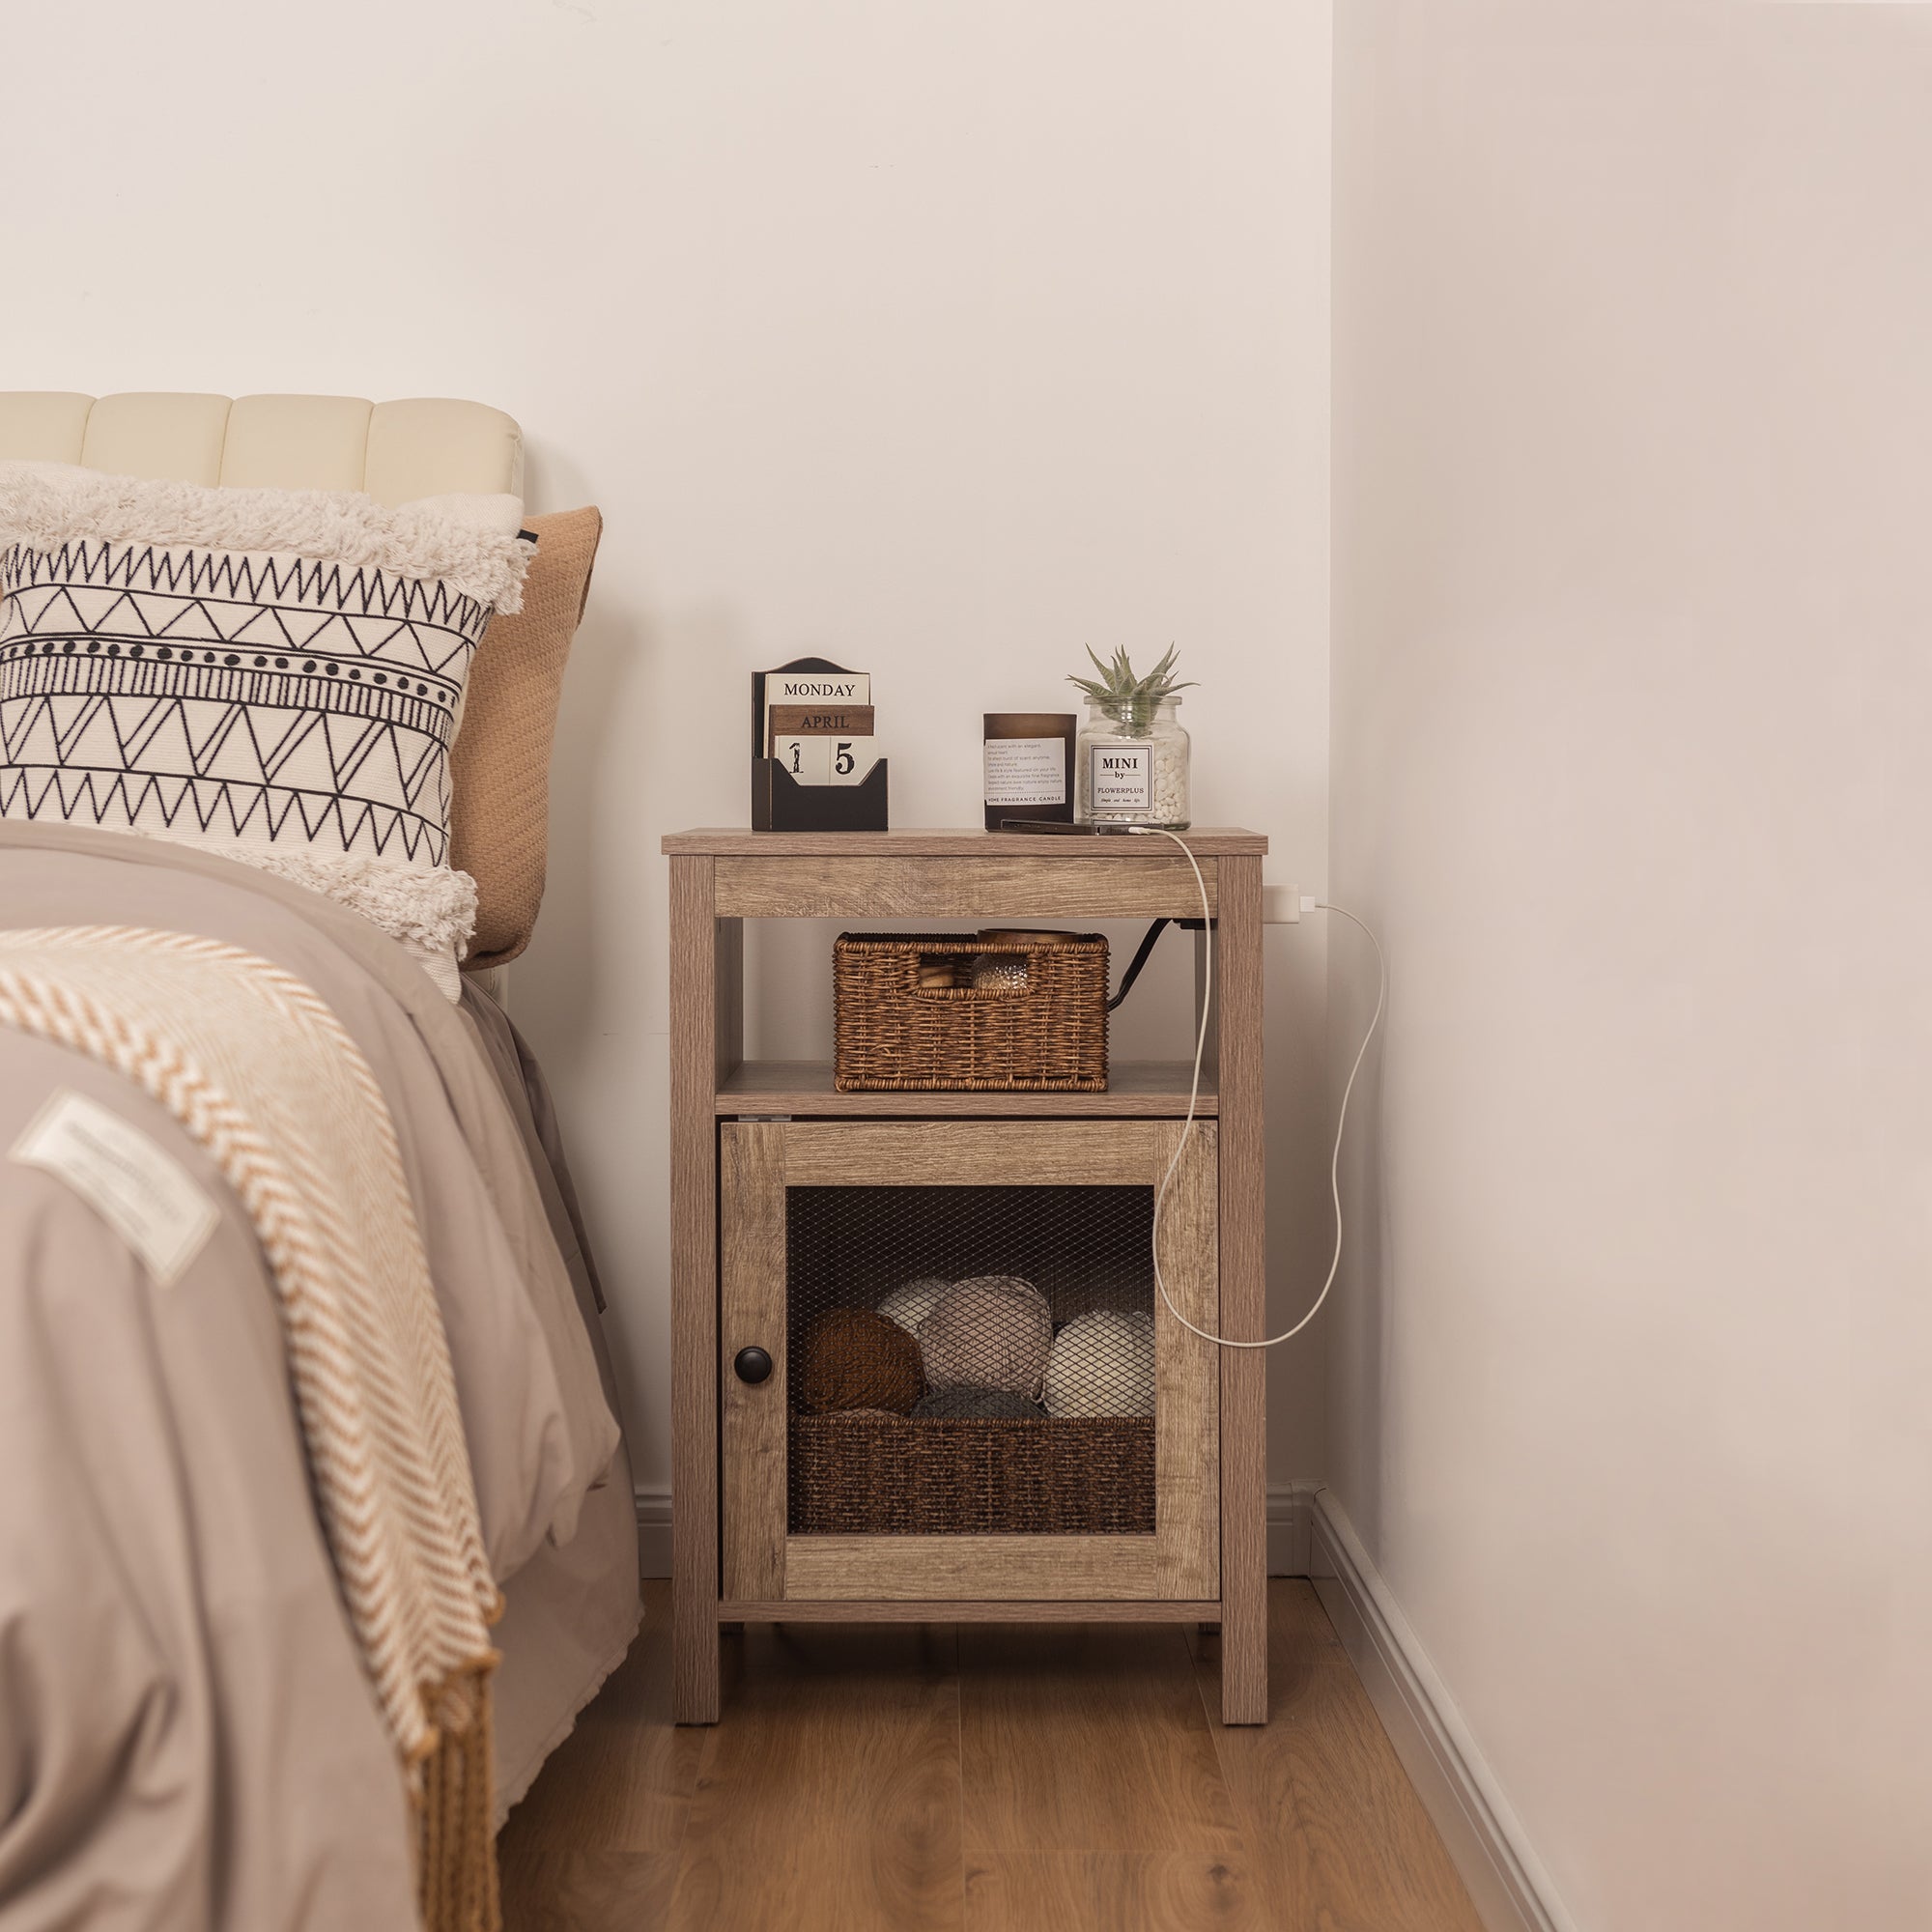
<box><xmin>982</xmin><ymin>712</ymin><xmax>1076</xmax><ymax>830</ymax></box>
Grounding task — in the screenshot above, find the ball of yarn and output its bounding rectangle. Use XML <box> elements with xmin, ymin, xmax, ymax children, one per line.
<box><xmin>971</xmin><ymin>953</ymin><xmax>1029</xmax><ymax>994</ymax></box>
<box><xmin>912</xmin><ymin>1386</ymin><xmax>1046</xmax><ymax>1421</ymax></box>
<box><xmin>919</xmin><ymin>1275</ymin><xmax>1052</xmax><ymax>1396</ymax></box>
<box><xmin>878</xmin><ymin>1276</ymin><xmax>951</xmax><ymax>1336</ymax></box>
<box><xmin>1048</xmin><ymin>1278</ymin><xmax>1151</xmax><ymax>1326</ymax></box>
<box><xmin>797</xmin><ymin>1307</ymin><xmax>924</xmax><ymax>1415</ymax></box>
<box><xmin>1041</xmin><ymin>1309</ymin><xmax>1155</xmax><ymax>1418</ymax></box>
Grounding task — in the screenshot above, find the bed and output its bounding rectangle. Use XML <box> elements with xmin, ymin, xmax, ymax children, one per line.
<box><xmin>0</xmin><ymin>394</ymin><xmax>639</xmax><ymax>1932</ymax></box>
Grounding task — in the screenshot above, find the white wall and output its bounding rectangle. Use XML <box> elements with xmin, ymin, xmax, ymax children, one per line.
<box><xmin>0</xmin><ymin>3</ymin><xmax>1334</xmax><ymax>1492</ymax></box>
<box><xmin>1329</xmin><ymin>6</ymin><xmax>1932</xmax><ymax>1929</ymax></box>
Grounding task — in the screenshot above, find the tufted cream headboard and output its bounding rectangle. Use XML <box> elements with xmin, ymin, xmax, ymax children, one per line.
<box><xmin>0</xmin><ymin>392</ymin><xmax>522</xmax><ymax>503</ymax></box>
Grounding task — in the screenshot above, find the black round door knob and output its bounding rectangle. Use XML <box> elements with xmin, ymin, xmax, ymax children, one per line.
<box><xmin>733</xmin><ymin>1346</ymin><xmax>774</xmax><ymax>1385</ymax></box>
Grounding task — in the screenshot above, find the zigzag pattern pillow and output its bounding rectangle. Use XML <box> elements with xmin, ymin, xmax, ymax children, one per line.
<box><xmin>0</xmin><ymin>464</ymin><xmax>532</xmax><ymax>990</ymax></box>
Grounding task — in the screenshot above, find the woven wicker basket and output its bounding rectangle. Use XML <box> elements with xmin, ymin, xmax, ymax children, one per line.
<box><xmin>832</xmin><ymin>930</ymin><xmax>1108</xmax><ymax>1091</ymax></box>
<box><xmin>790</xmin><ymin>1412</ymin><xmax>1154</xmax><ymax>1535</ymax></box>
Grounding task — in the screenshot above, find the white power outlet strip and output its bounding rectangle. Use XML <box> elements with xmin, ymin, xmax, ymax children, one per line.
<box><xmin>1263</xmin><ymin>885</ymin><xmax>1317</xmax><ymax>924</ymax></box>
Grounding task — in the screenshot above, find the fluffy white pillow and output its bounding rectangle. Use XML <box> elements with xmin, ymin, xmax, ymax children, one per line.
<box><xmin>0</xmin><ymin>463</ymin><xmax>532</xmax><ymax>995</ymax></box>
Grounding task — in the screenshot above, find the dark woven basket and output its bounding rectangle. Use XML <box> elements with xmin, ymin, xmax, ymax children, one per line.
<box><xmin>832</xmin><ymin>931</ymin><xmax>1108</xmax><ymax>1092</ymax></box>
<box><xmin>790</xmin><ymin>1412</ymin><xmax>1154</xmax><ymax>1535</ymax></box>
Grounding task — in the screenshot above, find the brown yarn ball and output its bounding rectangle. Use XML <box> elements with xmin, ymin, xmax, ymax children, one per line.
<box><xmin>797</xmin><ymin>1307</ymin><xmax>924</xmax><ymax>1415</ymax></box>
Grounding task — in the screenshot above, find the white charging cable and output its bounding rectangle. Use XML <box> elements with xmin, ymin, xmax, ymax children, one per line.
<box><xmin>1138</xmin><ymin>827</ymin><xmax>1386</xmax><ymax>1350</ymax></box>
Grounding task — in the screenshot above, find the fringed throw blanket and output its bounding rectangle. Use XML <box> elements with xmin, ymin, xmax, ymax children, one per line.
<box><xmin>0</xmin><ymin>924</ymin><xmax>502</xmax><ymax>1932</ymax></box>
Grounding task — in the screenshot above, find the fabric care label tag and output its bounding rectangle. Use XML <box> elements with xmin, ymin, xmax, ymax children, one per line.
<box><xmin>984</xmin><ymin>737</ymin><xmax>1066</xmax><ymax>808</ymax></box>
<box><xmin>1090</xmin><ymin>743</ymin><xmax>1153</xmax><ymax>811</ymax></box>
<box><xmin>12</xmin><ymin>1089</ymin><xmax>219</xmax><ymax>1287</ymax></box>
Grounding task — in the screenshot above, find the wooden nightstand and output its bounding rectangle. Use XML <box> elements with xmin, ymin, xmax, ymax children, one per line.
<box><xmin>663</xmin><ymin>829</ymin><xmax>1268</xmax><ymax>1724</ymax></box>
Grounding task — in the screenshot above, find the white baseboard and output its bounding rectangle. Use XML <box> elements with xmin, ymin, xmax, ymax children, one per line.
<box><xmin>1267</xmin><ymin>1479</ymin><xmax>1320</xmax><ymax>1575</ymax></box>
<box><xmin>641</xmin><ymin>1481</ymin><xmax>1321</xmax><ymax>1583</ymax></box>
<box><xmin>636</xmin><ymin>1488</ymin><xmax>671</xmax><ymax>1578</ymax></box>
<box><xmin>1310</xmin><ymin>1491</ymin><xmax>1575</xmax><ymax>1932</ymax></box>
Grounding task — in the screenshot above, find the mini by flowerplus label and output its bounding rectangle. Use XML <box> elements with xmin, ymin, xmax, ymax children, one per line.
<box><xmin>984</xmin><ymin>737</ymin><xmax>1066</xmax><ymax>807</ymax></box>
<box><xmin>12</xmin><ymin>1089</ymin><xmax>218</xmax><ymax>1287</ymax></box>
<box><xmin>1090</xmin><ymin>742</ymin><xmax>1153</xmax><ymax>811</ymax></box>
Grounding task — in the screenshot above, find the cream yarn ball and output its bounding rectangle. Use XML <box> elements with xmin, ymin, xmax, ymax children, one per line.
<box><xmin>878</xmin><ymin>1276</ymin><xmax>951</xmax><ymax>1336</ymax></box>
<box><xmin>918</xmin><ymin>1275</ymin><xmax>1052</xmax><ymax>1397</ymax></box>
<box><xmin>1041</xmin><ymin>1309</ymin><xmax>1156</xmax><ymax>1418</ymax></box>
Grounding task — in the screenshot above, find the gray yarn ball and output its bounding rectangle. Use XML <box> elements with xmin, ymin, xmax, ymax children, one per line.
<box><xmin>1041</xmin><ymin>1309</ymin><xmax>1155</xmax><ymax>1418</ymax></box>
<box><xmin>918</xmin><ymin>1275</ymin><xmax>1052</xmax><ymax>1397</ymax></box>
<box><xmin>877</xmin><ymin>1276</ymin><xmax>951</xmax><ymax>1336</ymax></box>
<box><xmin>912</xmin><ymin>1386</ymin><xmax>1047</xmax><ymax>1420</ymax></box>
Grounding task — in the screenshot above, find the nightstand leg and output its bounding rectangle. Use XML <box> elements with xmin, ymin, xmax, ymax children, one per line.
<box><xmin>1216</xmin><ymin>855</ymin><xmax>1268</xmax><ymax>1724</ymax></box>
<box><xmin>670</xmin><ymin>856</ymin><xmax>723</xmax><ymax>1722</ymax></box>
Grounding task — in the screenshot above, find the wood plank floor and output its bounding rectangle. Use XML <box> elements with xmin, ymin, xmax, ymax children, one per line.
<box><xmin>497</xmin><ymin>1580</ymin><xmax>1484</xmax><ymax>1932</ymax></box>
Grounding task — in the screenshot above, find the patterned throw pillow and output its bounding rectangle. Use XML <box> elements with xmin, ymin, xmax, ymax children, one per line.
<box><xmin>0</xmin><ymin>463</ymin><xmax>532</xmax><ymax>993</ymax></box>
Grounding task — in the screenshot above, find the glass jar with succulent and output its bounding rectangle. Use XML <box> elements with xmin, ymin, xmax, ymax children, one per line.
<box><xmin>1070</xmin><ymin>645</ymin><xmax>1194</xmax><ymax>829</ymax></box>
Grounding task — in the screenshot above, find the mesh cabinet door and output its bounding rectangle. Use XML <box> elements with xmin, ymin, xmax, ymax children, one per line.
<box><xmin>719</xmin><ymin>1121</ymin><xmax>1218</xmax><ymax>1605</ymax></box>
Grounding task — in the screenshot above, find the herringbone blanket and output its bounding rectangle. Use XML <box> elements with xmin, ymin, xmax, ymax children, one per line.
<box><xmin>0</xmin><ymin>924</ymin><xmax>501</xmax><ymax>1931</ymax></box>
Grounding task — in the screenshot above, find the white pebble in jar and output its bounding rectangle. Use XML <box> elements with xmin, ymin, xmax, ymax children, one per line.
<box><xmin>1076</xmin><ymin>697</ymin><xmax>1191</xmax><ymax>829</ymax></box>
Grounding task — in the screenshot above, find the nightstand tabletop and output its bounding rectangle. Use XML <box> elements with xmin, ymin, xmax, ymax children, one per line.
<box><xmin>662</xmin><ymin>826</ymin><xmax>1267</xmax><ymax>856</ymax></box>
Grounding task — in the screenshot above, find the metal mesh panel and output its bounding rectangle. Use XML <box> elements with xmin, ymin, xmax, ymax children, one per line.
<box><xmin>786</xmin><ymin>1184</ymin><xmax>1156</xmax><ymax>1535</ymax></box>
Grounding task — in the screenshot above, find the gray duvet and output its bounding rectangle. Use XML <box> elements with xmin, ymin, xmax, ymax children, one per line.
<box><xmin>0</xmin><ymin>825</ymin><xmax>639</xmax><ymax>1931</ymax></box>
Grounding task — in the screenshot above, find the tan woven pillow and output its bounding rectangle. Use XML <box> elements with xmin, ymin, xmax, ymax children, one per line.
<box><xmin>450</xmin><ymin>506</ymin><xmax>602</xmax><ymax>967</ymax></box>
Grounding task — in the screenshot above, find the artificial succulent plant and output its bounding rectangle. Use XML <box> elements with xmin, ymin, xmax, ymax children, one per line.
<box><xmin>1067</xmin><ymin>644</ymin><xmax>1196</xmax><ymax>735</ymax></box>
